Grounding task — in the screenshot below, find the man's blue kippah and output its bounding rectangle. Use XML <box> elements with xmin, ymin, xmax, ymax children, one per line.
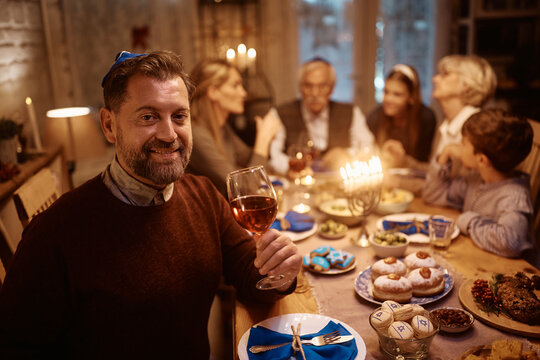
<box><xmin>101</xmin><ymin>51</ymin><xmax>147</xmax><ymax>87</ymax></box>
<box><xmin>306</xmin><ymin>56</ymin><xmax>330</xmax><ymax>64</ymax></box>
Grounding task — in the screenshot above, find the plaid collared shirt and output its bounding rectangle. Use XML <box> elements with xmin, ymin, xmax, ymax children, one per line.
<box><xmin>101</xmin><ymin>157</ymin><xmax>174</xmax><ymax>206</ymax></box>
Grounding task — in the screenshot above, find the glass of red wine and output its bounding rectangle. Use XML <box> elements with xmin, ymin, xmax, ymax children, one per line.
<box><xmin>226</xmin><ymin>165</ymin><xmax>291</xmax><ymax>290</ymax></box>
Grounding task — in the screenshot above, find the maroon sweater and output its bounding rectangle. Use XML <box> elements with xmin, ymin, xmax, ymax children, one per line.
<box><xmin>0</xmin><ymin>175</ymin><xmax>287</xmax><ymax>359</ymax></box>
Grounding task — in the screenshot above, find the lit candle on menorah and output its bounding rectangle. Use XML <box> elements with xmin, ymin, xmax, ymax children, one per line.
<box><xmin>340</xmin><ymin>156</ymin><xmax>383</xmax><ymax>247</ymax></box>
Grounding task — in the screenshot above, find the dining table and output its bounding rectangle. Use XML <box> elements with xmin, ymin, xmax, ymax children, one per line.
<box><xmin>233</xmin><ymin>174</ymin><xmax>540</xmax><ymax>360</ymax></box>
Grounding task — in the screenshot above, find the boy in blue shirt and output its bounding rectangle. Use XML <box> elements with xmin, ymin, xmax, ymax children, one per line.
<box><xmin>423</xmin><ymin>109</ymin><xmax>534</xmax><ymax>258</ymax></box>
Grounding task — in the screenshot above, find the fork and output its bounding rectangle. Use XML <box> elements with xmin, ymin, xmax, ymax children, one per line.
<box><xmin>249</xmin><ymin>330</ymin><xmax>341</xmax><ymax>353</ymax></box>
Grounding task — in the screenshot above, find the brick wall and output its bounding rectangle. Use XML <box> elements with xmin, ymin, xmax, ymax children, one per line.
<box><xmin>0</xmin><ymin>0</ymin><xmax>54</xmax><ymax>146</ymax></box>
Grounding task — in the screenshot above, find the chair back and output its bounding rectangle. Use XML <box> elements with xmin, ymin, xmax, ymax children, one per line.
<box><xmin>517</xmin><ymin>119</ymin><xmax>540</xmax><ymax>240</ymax></box>
<box><xmin>13</xmin><ymin>168</ymin><xmax>60</xmax><ymax>228</ymax></box>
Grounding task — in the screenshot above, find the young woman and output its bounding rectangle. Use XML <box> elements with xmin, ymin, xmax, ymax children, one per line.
<box><xmin>367</xmin><ymin>64</ymin><xmax>437</xmax><ymax>164</ymax></box>
<box><xmin>186</xmin><ymin>59</ymin><xmax>280</xmax><ymax>196</ymax></box>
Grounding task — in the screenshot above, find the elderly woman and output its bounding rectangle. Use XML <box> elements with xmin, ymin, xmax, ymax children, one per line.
<box><xmin>383</xmin><ymin>55</ymin><xmax>497</xmax><ymax>169</ymax></box>
<box><xmin>367</xmin><ymin>64</ymin><xmax>437</xmax><ymax>164</ymax></box>
<box><xmin>186</xmin><ymin>59</ymin><xmax>280</xmax><ymax>196</ymax></box>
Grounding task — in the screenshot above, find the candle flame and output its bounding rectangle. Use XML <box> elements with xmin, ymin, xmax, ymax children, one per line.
<box><xmin>247</xmin><ymin>48</ymin><xmax>256</xmax><ymax>59</ymax></box>
<box><xmin>25</xmin><ymin>97</ymin><xmax>32</xmax><ymax>105</ymax></box>
<box><xmin>237</xmin><ymin>43</ymin><xmax>247</xmax><ymax>54</ymax></box>
<box><xmin>226</xmin><ymin>48</ymin><xmax>236</xmax><ymax>60</ymax></box>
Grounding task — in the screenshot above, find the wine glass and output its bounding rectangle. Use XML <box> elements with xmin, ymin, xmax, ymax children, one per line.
<box><xmin>226</xmin><ymin>165</ymin><xmax>292</xmax><ymax>290</ymax></box>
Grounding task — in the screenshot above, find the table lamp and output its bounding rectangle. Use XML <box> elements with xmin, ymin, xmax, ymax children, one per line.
<box><xmin>46</xmin><ymin>107</ymin><xmax>91</xmax><ymax>174</ymax></box>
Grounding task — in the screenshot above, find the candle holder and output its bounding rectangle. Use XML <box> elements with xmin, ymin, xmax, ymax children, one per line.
<box><xmin>341</xmin><ymin>157</ymin><xmax>383</xmax><ymax>247</ymax></box>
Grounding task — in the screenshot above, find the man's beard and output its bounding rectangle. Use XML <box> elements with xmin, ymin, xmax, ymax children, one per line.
<box><xmin>117</xmin><ymin>131</ymin><xmax>192</xmax><ymax>186</ymax></box>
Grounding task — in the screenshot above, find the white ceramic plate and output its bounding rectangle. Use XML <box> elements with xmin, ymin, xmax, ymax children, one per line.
<box><xmin>282</xmin><ymin>223</ymin><xmax>318</xmax><ymax>242</ymax></box>
<box><xmin>354</xmin><ymin>266</ymin><xmax>454</xmax><ymax>306</ymax></box>
<box><xmin>237</xmin><ymin>313</ymin><xmax>367</xmax><ymax>360</ymax></box>
<box><xmin>376</xmin><ymin>213</ymin><xmax>460</xmax><ymax>244</ymax></box>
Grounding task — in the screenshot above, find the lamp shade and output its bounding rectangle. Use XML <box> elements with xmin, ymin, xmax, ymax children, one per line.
<box><xmin>44</xmin><ymin>107</ymin><xmax>107</xmax><ymax>162</ymax></box>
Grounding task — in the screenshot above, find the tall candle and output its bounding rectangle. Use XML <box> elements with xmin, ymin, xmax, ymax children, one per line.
<box><xmin>25</xmin><ymin>97</ymin><xmax>43</xmax><ymax>151</ymax></box>
<box><xmin>237</xmin><ymin>43</ymin><xmax>247</xmax><ymax>72</ymax></box>
<box><xmin>247</xmin><ymin>48</ymin><xmax>256</xmax><ymax>75</ymax></box>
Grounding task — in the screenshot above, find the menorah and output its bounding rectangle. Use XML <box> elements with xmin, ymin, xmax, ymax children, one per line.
<box><xmin>340</xmin><ymin>156</ymin><xmax>383</xmax><ymax>247</ymax></box>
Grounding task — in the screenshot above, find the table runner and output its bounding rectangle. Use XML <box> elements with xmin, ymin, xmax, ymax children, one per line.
<box><xmin>297</xmin><ymin>222</ymin><xmax>536</xmax><ymax>359</ymax></box>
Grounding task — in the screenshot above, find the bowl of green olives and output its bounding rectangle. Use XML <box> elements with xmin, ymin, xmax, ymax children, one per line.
<box><xmin>318</xmin><ymin>219</ymin><xmax>348</xmax><ymax>239</ymax></box>
<box><xmin>369</xmin><ymin>231</ymin><xmax>409</xmax><ymax>258</ymax></box>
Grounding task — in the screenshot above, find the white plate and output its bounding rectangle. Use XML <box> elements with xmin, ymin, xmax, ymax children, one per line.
<box><xmin>237</xmin><ymin>313</ymin><xmax>367</xmax><ymax>360</ymax></box>
<box><xmin>376</xmin><ymin>213</ymin><xmax>460</xmax><ymax>244</ymax></box>
<box><xmin>354</xmin><ymin>266</ymin><xmax>454</xmax><ymax>306</ymax></box>
<box><xmin>282</xmin><ymin>223</ymin><xmax>318</xmax><ymax>242</ymax></box>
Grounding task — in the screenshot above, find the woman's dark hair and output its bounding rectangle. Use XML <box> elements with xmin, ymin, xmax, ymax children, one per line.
<box><xmin>376</xmin><ymin>65</ymin><xmax>423</xmax><ymax>159</ymax></box>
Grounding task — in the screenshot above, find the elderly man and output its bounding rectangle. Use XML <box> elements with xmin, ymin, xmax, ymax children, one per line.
<box><xmin>269</xmin><ymin>58</ymin><xmax>374</xmax><ymax>174</ymax></box>
<box><xmin>0</xmin><ymin>50</ymin><xmax>301</xmax><ymax>359</ymax></box>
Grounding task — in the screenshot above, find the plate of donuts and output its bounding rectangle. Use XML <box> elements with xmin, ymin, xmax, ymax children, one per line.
<box><xmin>303</xmin><ymin>246</ymin><xmax>357</xmax><ymax>275</ymax></box>
<box><xmin>354</xmin><ymin>266</ymin><xmax>454</xmax><ymax>306</ymax></box>
<box><xmin>376</xmin><ymin>213</ymin><xmax>460</xmax><ymax>244</ymax></box>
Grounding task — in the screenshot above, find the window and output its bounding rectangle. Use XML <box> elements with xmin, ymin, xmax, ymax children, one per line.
<box><xmin>296</xmin><ymin>0</ymin><xmax>354</xmax><ymax>102</ymax></box>
<box><xmin>375</xmin><ymin>0</ymin><xmax>435</xmax><ymax>104</ymax></box>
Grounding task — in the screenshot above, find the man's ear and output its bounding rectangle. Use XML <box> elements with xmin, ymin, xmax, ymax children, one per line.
<box><xmin>100</xmin><ymin>107</ymin><xmax>117</xmax><ymax>144</ymax></box>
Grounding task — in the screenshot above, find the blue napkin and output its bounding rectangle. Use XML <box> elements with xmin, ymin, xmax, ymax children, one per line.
<box><xmin>247</xmin><ymin>320</ymin><xmax>357</xmax><ymax>360</ymax></box>
<box><xmin>382</xmin><ymin>219</ymin><xmax>429</xmax><ymax>235</ymax></box>
<box><xmin>272</xmin><ymin>180</ymin><xmax>284</xmax><ymax>187</ymax></box>
<box><xmin>270</xmin><ymin>211</ymin><xmax>314</xmax><ymax>232</ymax></box>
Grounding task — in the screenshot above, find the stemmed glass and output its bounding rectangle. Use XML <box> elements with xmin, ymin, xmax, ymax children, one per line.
<box><xmin>226</xmin><ymin>165</ymin><xmax>292</xmax><ymax>290</ymax></box>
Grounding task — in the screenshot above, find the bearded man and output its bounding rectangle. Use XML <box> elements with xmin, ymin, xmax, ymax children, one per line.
<box><xmin>0</xmin><ymin>50</ymin><xmax>301</xmax><ymax>359</ymax></box>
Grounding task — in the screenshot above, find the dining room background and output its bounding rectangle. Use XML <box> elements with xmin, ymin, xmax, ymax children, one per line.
<box><xmin>1</xmin><ymin>0</ymin><xmax>539</xmax><ymax>164</ymax></box>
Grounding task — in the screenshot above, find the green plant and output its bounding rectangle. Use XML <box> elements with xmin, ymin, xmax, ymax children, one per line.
<box><xmin>0</xmin><ymin>117</ymin><xmax>22</xmax><ymax>140</ymax></box>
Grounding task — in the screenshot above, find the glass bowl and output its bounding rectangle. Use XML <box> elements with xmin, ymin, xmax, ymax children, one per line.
<box><xmin>370</xmin><ymin>307</ymin><xmax>440</xmax><ymax>360</ymax></box>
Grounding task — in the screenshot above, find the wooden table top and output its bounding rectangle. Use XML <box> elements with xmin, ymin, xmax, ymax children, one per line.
<box><xmin>233</xmin><ymin>195</ymin><xmax>540</xmax><ymax>359</ymax></box>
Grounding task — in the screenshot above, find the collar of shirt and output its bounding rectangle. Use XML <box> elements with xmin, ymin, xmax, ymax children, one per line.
<box><xmin>439</xmin><ymin>105</ymin><xmax>479</xmax><ymax>138</ymax></box>
<box><xmin>101</xmin><ymin>156</ymin><xmax>174</xmax><ymax>206</ymax></box>
<box><xmin>301</xmin><ymin>102</ymin><xmax>329</xmax><ymax>150</ymax></box>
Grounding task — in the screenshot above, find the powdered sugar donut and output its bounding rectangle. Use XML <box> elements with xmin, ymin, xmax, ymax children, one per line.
<box><xmin>407</xmin><ymin>267</ymin><xmax>445</xmax><ymax>296</ymax></box>
<box><xmin>404</xmin><ymin>251</ymin><xmax>437</xmax><ymax>270</ymax></box>
<box><xmin>372</xmin><ymin>274</ymin><xmax>413</xmax><ymax>303</ymax></box>
<box><xmin>371</xmin><ymin>256</ymin><xmax>407</xmax><ymax>280</ymax></box>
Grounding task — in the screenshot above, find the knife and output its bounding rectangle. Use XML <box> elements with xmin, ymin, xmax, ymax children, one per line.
<box><xmin>249</xmin><ymin>335</ymin><xmax>354</xmax><ymax>353</ymax></box>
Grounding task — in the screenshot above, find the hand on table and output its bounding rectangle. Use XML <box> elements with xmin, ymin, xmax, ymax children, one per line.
<box><xmin>254</xmin><ymin>229</ymin><xmax>301</xmax><ymax>289</ymax></box>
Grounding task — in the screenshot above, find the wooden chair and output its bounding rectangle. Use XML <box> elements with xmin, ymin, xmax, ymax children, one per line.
<box><xmin>13</xmin><ymin>168</ymin><xmax>60</xmax><ymax>228</ymax></box>
<box><xmin>517</xmin><ymin>119</ymin><xmax>540</xmax><ymax>240</ymax></box>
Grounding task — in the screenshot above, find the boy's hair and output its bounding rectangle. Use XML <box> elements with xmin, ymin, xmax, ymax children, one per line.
<box><xmin>462</xmin><ymin>109</ymin><xmax>533</xmax><ymax>173</ymax></box>
<box><xmin>102</xmin><ymin>50</ymin><xmax>194</xmax><ymax>113</ymax></box>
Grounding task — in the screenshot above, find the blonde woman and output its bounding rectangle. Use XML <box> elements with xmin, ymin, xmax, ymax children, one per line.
<box><xmin>383</xmin><ymin>55</ymin><xmax>497</xmax><ymax>168</ymax></box>
<box><xmin>431</xmin><ymin>54</ymin><xmax>497</xmax><ymax>155</ymax></box>
<box><xmin>186</xmin><ymin>59</ymin><xmax>280</xmax><ymax>195</ymax></box>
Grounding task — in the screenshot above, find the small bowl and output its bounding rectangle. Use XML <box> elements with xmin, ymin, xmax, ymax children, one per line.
<box><xmin>370</xmin><ymin>307</ymin><xmax>439</xmax><ymax>359</ymax></box>
<box><xmin>376</xmin><ymin>189</ymin><xmax>414</xmax><ymax>215</ymax></box>
<box><xmin>430</xmin><ymin>307</ymin><xmax>474</xmax><ymax>333</ymax></box>
<box><xmin>318</xmin><ymin>198</ymin><xmax>363</xmax><ymax>226</ymax></box>
<box><xmin>318</xmin><ymin>219</ymin><xmax>348</xmax><ymax>239</ymax></box>
<box><xmin>369</xmin><ymin>232</ymin><xmax>410</xmax><ymax>258</ymax></box>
